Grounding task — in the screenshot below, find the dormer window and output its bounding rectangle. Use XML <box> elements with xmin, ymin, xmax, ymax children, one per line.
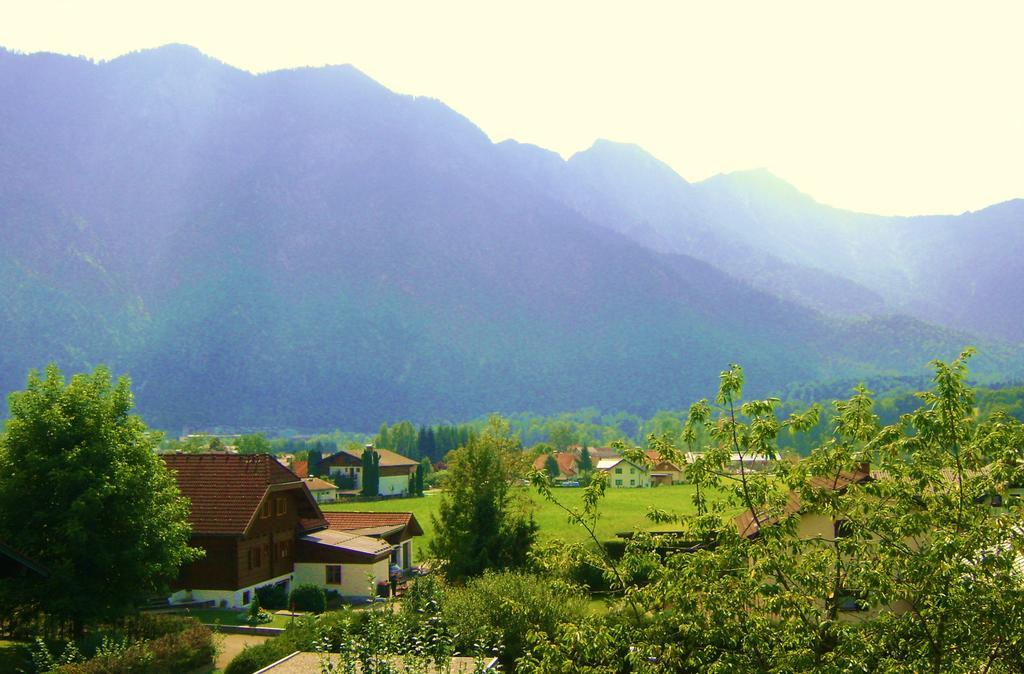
<box><xmin>260</xmin><ymin>501</ymin><xmax>272</xmax><ymax>519</ymax></box>
<box><xmin>276</xmin><ymin>496</ymin><xmax>287</xmax><ymax>516</ymax></box>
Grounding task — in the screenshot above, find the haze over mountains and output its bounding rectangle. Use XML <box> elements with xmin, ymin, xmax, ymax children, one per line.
<box><xmin>1</xmin><ymin>44</ymin><xmax>1021</xmax><ymax>430</ymax></box>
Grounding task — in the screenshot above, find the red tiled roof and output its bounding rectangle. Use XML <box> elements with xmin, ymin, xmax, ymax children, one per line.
<box><xmin>291</xmin><ymin>460</ymin><xmax>309</xmax><ymax>478</ymax></box>
<box><xmin>532</xmin><ymin>452</ymin><xmax>578</xmax><ymax>477</ymax></box>
<box><xmin>323</xmin><ymin>511</ymin><xmax>424</xmax><ymax>537</ymax></box>
<box><xmin>162</xmin><ymin>453</ymin><xmax>315</xmax><ymax>535</ymax></box>
<box><xmin>645</xmin><ymin>450</ymin><xmax>682</xmax><ymax>471</ymax></box>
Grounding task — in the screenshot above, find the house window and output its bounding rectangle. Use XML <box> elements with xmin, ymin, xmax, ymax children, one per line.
<box><xmin>260</xmin><ymin>501</ymin><xmax>271</xmax><ymax>519</ymax></box>
<box><xmin>326</xmin><ymin>565</ymin><xmax>342</xmax><ymax>585</ymax></box>
<box><xmin>242</xmin><ymin>590</ymin><xmax>251</xmax><ymax>605</ymax></box>
<box><xmin>615</xmin><ymin>468</ymin><xmax>623</xmax><ymax>474</ymax></box>
<box><xmin>992</xmin><ymin>494</ymin><xmax>1004</xmax><ymax>507</ymax></box>
<box><xmin>276</xmin><ymin>496</ymin><xmax>287</xmax><ymax>516</ymax></box>
<box><xmin>248</xmin><ymin>547</ymin><xmax>262</xmax><ymax>570</ymax></box>
<box><xmin>834</xmin><ymin>519</ymin><xmax>853</xmax><ymax>539</ymax></box>
<box><xmin>615</xmin><ymin>479</ymin><xmax>622</xmax><ymax>486</ymax></box>
<box><xmin>279</xmin><ymin>542</ymin><xmax>289</xmax><ymax>559</ymax></box>
<box><xmin>630</xmin><ymin>479</ymin><xmax>635</xmax><ymax>486</ymax></box>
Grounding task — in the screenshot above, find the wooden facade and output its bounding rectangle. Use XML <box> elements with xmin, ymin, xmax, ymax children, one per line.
<box><xmin>172</xmin><ymin>487</ymin><xmax>307</xmax><ymax>591</ymax></box>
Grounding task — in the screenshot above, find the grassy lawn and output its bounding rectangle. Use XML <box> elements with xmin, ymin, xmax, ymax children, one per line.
<box><xmin>0</xmin><ymin>639</ymin><xmax>31</xmax><ymax>672</ymax></box>
<box><xmin>322</xmin><ymin>484</ymin><xmax>719</xmax><ymax>549</ymax></box>
<box><xmin>177</xmin><ymin>607</ymin><xmax>294</xmax><ymax>629</ymax></box>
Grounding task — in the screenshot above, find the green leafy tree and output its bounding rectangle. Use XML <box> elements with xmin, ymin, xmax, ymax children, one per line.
<box><xmin>430</xmin><ymin>416</ymin><xmax>538</xmax><ymax>581</ymax></box>
<box><xmin>578</xmin><ymin>445</ymin><xmax>593</xmax><ymax>472</ymax></box>
<box><xmin>375</xmin><ymin>422</ymin><xmax>391</xmax><ymax>450</ymax></box>
<box><xmin>524</xmin><ymin>352</ymin><xmax>1024</xmax><ymax>673</ymax></box>
<box><xmin>548</xmin><ymin>421</ymin><xmax>578</xmax><ymax>452</ymax></box>
<box><xmin>413</xmin><ymin>461</ymin><xmax>427</xmax><ymax>495</ymax></box>
<box><xmin>360</xmin><ymin>446</ymin><xmax>380</xmax><ymax>496</ymax></box>
<box><xmin>0</xmin><ymin>365</ymin><xmax>201</xmax><ymax>634</ymax></box>
<box><xmin>236</xmin><ymin>433</ymin><xmax>272</xmax><ymax>455</ymax></box>
<box><xmin>307</xmin><ymin>445</ymin><xmax>324</xmax><ymax>476</ymax></box>
<box><xmin>543</xmin><ymin>453</ymin><xmax>560</xmax><ymax>479</ymax></box>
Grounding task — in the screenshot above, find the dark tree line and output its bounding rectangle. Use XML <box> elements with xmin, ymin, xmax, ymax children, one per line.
<box><xmin>373</xmin><ymin>421</ymin><xmax>477</xmax><ymax>463</ymax></box>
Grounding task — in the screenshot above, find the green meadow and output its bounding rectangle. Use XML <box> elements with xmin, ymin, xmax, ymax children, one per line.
<box><xmin>321</xmin><ymin>484</ymin><xmax>717</xmax><ymax>549</ymax></box>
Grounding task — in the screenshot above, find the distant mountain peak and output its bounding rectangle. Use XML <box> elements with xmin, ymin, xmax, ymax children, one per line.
<box><xmin>111</xmin><ymin>43</ymin><xmax>218</xmax><ymax>63</ymax></box>
<box><xmin>699</xmin><ymin>167</ymin><xmax>816</xmax><ymax>203</ymax></box>
<box><xmin>569</xmin><ymin>139</ymin><xmax>691</xmax><ymax>188</ymax></box>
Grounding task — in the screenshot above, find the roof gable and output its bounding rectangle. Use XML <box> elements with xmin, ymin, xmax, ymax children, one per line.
<box><xmin>303</xmin><ymin>477</ymin><xmax>337</xmax><ymax>491</ymax></box>
<box><xmin>532</xmin><ymin>452</ymin><xmax>579</xmax><ymax>476</ymax></box>
<box><xmin>162</xmin><ymin>453</ymin><xmax>325</xmax><ymax>536</ymax></box>
<box><xmin>324</xmin><ymin>511</ymin><xmax>424</xmax><ymax>537</ymax></box>
<box><xmin>735</xmin><ymin>468</ymin><xmax>872</xmax><ymax>538</ymax></box>
<box><xmin>596</xmin><ymin>457</ymin><xmax>646</xmax><ymax>472</ymax></box>
<box><xmin>323</xmin><ymin>447</ymin><xmax>418</xmax><ymax>469</ymax></box>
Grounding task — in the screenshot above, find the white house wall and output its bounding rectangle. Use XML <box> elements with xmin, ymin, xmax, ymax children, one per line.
<box><xmin>169</xmin><ymin>571</ymin><xmax>294</xmax><ymax>609</ymax></box>
<box><xmin>292</xmin><ymin>559</ymin><xmax>389</xmax><ymax>600</ymax></box>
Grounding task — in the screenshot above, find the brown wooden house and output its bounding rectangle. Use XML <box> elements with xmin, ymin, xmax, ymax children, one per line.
<box><xmin>322</xmin><ymin>446</ymin><xmax>418</xmax><ymax>496</ymax></box>
<box><xmin>162</xmin><ymin>453</ymin><xmax>394</xmax><ymax>607</ymax></box>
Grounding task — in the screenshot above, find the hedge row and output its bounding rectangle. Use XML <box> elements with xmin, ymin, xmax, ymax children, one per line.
<box><xmin>52</xmin><ymin>623</ymin><xmax>215</xmax><ymax>674</ymax></box>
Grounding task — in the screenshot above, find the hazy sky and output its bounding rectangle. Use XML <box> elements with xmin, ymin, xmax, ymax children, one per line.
<box><xmin>2</xmin><ymin>1</ymin><xmax>1022</xmax><ymax>216</ymax></box>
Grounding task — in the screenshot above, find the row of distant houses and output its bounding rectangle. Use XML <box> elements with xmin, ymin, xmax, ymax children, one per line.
<box><xmin>243</xmin><ymin>445</ymin><xmax>425</xmax><ymax>505</ymax></box>
<box><xmin>162</xmin><ymin>453</ymin><xmax>423</xmax><ymax>609</ymax></box>
<box><xmin>532</xmin><ymin>445</ymin><xmax>775</xmax><ymax>488</ymax></box>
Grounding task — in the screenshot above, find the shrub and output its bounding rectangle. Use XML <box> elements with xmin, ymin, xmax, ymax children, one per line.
<box><xmin>289</xmin><ymin>583</ymin><xmax>326</xmax><ymax>614</ymax></box>
<box><xmin>255</xmin><ymin>583</ymin><xmax>289</xmax><ymax>610</ymax></box>
<box><xmin>247</xmin><ymin>595</ymin><xmax>272</xmax><ymax>626</ymax></box>
<box><xmin>440</xmin><ymin>570</ymin><xmax>587</xmax><ymax>667</ymax></box>
<box><xmin>52</xmin><ymin>623</ymin><xmax>214</xmax><ymax>674</ymax></box>
<box><xmin>424</xmin><ymin>469</ymin><xmax>447</xmax><ymax>489</ymax></box>
<box><xmin>122</xmin><ymin>614</ymin><xmax>199</xmax><ymax>641</ymax></box>
<box><xmin>223</xmin><ymin>639</ymin><xmax>294</xmax><ymax>674</ymax></box>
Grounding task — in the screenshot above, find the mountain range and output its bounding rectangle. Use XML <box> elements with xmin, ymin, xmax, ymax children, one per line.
<box><xmin>1</xmin><ymin>44</ymin><xmax>1021</xmax><ymax>431</ymax></box>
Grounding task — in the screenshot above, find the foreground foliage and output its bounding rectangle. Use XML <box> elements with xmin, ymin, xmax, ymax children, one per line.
<box><xmin>522</xmin><ymin>351</ymin><xmax>1024</xmax><ymax>673</ymax></box>
<box><xmin>0</xmin><ymin>365</ymin><xmax>201</xmax><ymax>635</ymax></box>
<box><xmin>28</xmin><ymin>615</ymin><xmax>214</xmax><ymax>674</ymax></box>
<box><xmin>429</xmin><ymin>416</ymin><xmax>538</xmax><ymax>581</ymax></box>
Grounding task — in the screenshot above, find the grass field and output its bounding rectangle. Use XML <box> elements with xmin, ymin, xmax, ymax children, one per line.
<box><xmin>322</xmin><ymin>484</ymin><xmax>718</xmax><ymax>549</ymax></box>
<box><xmin>176</xmin><ymin>607</ymin><xmax>294</xmax><ymax>629</ymax></box>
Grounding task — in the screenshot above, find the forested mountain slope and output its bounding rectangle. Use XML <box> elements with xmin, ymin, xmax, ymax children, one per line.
<box><xmin>0</xmin><ymin>45</ymin><xmax>1018</xmax><ymax>429</ymax></box>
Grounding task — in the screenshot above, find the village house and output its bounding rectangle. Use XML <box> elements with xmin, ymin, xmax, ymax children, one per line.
<box><xmin>322</xmin><ymin>445</ymin><xmax>418</xmax><ymax>496</ymax></box>
<box><xmin>323</xmin><ymin>511</ymin><xmax>423</xmax><ymax>573</ymax></box>
<box><xmin>597</xmin><ymin>456</ymin><xmax>650</xmax><ymax>488</ymax></box>
<box><xmin>289</xmin><ymin>460</ymin><xmax>309</xmax><ymax>478</ymax></box>
<box><xmin>735</xmin><ymin>463</ymin><xmax>873</xmax><ymax>541</ymax></box>
<box><xmin>532</xmin><ymin>452</ymin><xmax>579</xmax><ymax>480</ymax></box>
<box><xmin>303</xmin><ymin>476</ymin><xmax>339</xmax><ymax>504</ymax></box>
<box><xmin>645</xmin><ymin>450</ymin><xmax>685</xmax><ymax>486</ymax></box>
<box><xmin>161</xmin><ymin>454</ymin><xmax>405</xmax><ymax>608</ymax></box>
<box><xmin>684</xmin><ymin>451</ymin><xmax>775</xmax><ymax>473</ymax></box>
